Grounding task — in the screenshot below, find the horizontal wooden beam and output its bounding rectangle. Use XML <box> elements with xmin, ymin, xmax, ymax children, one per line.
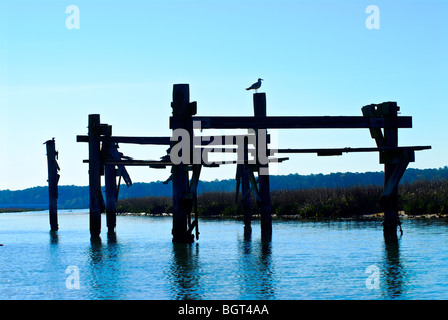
<box><xmin>77</xmin><ymin>134</ymin><xmax>267</xmax><ymax>145</ymax></box>
<box><xmin>195</xmin><ymin>134</ymin><xmax>270</xmax><ymax>145</ymax></box>
<box><xmin>171</xmin><ymin>116</ymin><xmax>413</xmax><ymax>130</ymax></box>
<box><xmin>77</xmin><ymin>135</ymin><xmax>171</xmax><ymax>145</ymax></box>
<box><xmin>83</xmin><ymin>159</ymin><xmax>169</xmax><ymax>166</ymax></box>
<box><xmin>275</xmin><ymin>146</ymin><xmax>431</xmax><ymax>156</ymax></box>
<box><xmin>83</xmin><ymin>157</ymin><xmax>289</xmax><ymax>167</ymax></box>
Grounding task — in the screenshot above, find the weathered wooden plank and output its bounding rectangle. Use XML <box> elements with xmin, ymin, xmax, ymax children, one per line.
<box><xmin>77</xmin><ymin>135</ymin><xmax>172</xmax><ymax>145</ymax></box>
<box><xmin>103</xmin><ymin>160</ymin><xmax>171</xmax><ymax>166</ymax></box>
<box><xmin>77</xmin><ymin>134</ymin><xmax>268</xmax><ymax>146</ymax></box>
<box><xmin>381</xmin><ymin>150</ymin><xmax>413</xmax><ymax>200</ymax></box>
<box><xmin>102</xmin><ymin>156</ymin><xmax>289</xmax><ymax>166</ymax></box>
<box><xmin>172</xmin><ymin>116</ymin><xmax>413</xmax><ymax>130</ymax></box>
<box><xmin>276</xmin><ymin>146</ymin><xmax>430</xmax><ymax>155</ymax></box>
<box><xmin>109</xmin><ymin>146</ymin><xmax>132</xmax><ymax>187</ymax></box>
<box><xmin>361</xmin><ymin>105</ymin><xmax>385</xmax><ymax>147</ymax></box>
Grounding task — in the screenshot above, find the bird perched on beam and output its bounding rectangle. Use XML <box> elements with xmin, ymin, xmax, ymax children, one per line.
<box><xmin>246</xmin><ymin>78</ymin><xmax>263</xmax><ymax>93</ymax></box>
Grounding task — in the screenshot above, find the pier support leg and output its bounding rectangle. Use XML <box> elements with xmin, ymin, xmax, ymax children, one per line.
<box><xmin>172</xmin><ymin>164</ymin><xmax>193</xmax><ymax>243</ymax></box>
<box><xmin>105</xmin><ymin>164</ymin><xmax>117</xmax><ymax>234</ymax></box>
<box><xmin>253</xmin><ymin>93</ymin><xmax>272</xmax><ymax>238</ymax></box>
<box><xmin>103</xmin><ymin>126</ymin><xmax>117</xmax><ymax>234</ymax></box>
<box><xmin>258</xmin><ymin>167</ymin><xmax>272</xmax><ymax>238</ymax></box>
<box><xmin>363</xmin><ymin>102</ymin><xmax>411</xmax><ymax>240</ymax></box>
<box><xmin>88</xmin><ymin>114</ymin><xmax>103</xmax><ymax>238</ymax></box>
<box><xmin>45</xmin><ymin>138</ymin><xmax>59</xmax><ymax>231</ymax></box>
<box><xmin>382</xmin><ymin>103</ymin><xmax>399</xmax><ymax>239</ymax></box>
<box><xmin>171</xmin><ymin>84</ymin><xmax>195</xmax><ymax>243</ymax></box>
<box><xmin>241</xmin><ymin>165</ymin><xmax>252</xmax><ymax>229</ymax></box>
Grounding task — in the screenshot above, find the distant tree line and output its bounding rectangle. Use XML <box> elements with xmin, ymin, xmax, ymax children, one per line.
<box><xmin>0</xmin><ymin>167</ymin><xmax>447</xmax><ymax>209</ymax></box>
<box><xmin>117</xmin><ymin>179</ymin><xmax>448</xmax><ymax>218</ymax></box>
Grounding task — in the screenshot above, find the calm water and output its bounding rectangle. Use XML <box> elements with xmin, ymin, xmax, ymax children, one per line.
<box><xmin>0</xmin><ymin>210</ymin><xmax>448</xmax><ymax>300</ymax></box>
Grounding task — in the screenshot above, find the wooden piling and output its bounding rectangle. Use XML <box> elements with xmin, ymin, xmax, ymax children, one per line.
<box><xmin>241</xmin><ymin>165</ymin><xmax>252</xmax><ymax>229</ymax></box>
<box><xmin>382</xmin><ymin>102</ymin><xmax>399</xmax><ymax>238</ymax></box>
<box><xmin>236</xmin><ymin>135</ymin><xmax>252</xmax><ymax>229</ymax></box>
<box><xmin>88</xmin><ymin>114</ymin><xmax>102</xmax><ymax>238</ymax></box>
<box><xmin>104</xmin><ymin>164</ymin><xmax>117</xmax><ymax>233</ymax></box>
<box><xmin>103</xmin><ymin>125</ymin><xmax>117</xmax><ymax>234</ymax></box>
<box><xmin>171</xmin><ymin>84</ymin><xmax>194</xmax><ymax>243</ymax></box>
<box><xmin>253</xmin><ymin>93</ymin><xmax>272</xmax><ymax>237</ymax></box>
<box><xmin>45</xmin><ymin>138</ymin><xmax>59</xmax><ymax>231</ymax></box>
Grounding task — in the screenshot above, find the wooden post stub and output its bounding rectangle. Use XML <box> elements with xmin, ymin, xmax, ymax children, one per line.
<box><xmin>45</xmin><ymin>138</ymin><xmax>59</xmax><ymax>231</ymax></box>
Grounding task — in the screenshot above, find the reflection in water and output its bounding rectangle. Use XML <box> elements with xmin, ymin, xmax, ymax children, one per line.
<box><xmin>168</xmin><ymin>232</ymin><xmax>275</xmax><ymax>300</ymax></box>
<box><xmin>87</xmin><ymin>234</ymin><xmax>123</xmax><ymax>299</ymax></box>
<box><xmin>89</xmin><ymin>237</ymin><xmax>103</xmax><ymax>264</ymax></box>
<box><xmin>49</xmin><ymin>230</ymin><xmax>59</xmax><ymax>245</ymax></box>
<box><xmin>381</xmin><ymin>237</ymin><xmax>408</xmax><ymax>299</ymax></box>
<box><xmin>169</xmin><ymin>243</ymin><xmax>202</xmax><ymax>300</ymax></box>
<box><xmin>238</xmin><ymin>231</ymin><xmax>275</xmax><ymax>299</ymax></box>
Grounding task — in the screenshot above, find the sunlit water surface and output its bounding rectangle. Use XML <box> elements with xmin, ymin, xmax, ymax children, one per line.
<box><xmin>1</xmin><ymin>210</ymin><xmax>448</xmax><ymax>300</ymax></box>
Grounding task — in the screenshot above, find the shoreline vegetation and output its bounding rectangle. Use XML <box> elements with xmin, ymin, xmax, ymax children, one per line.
<box><xmin>116</xmin><ymin>179</ymin><xmax>448</xmax><ymax>220</ymax></box>
<box><xmin>0</xmin><ymin>208</ymin><xmax>41</xmax><ymax>213</ymax></box>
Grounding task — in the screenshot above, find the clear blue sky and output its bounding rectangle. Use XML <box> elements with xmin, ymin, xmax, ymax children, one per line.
<box><xmin>0</xmin><ymin>0</ymin><xmax>447</xmax><ymax>190</ymax></box>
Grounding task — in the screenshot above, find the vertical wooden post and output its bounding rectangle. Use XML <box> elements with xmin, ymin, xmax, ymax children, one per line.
<box><xmin>253</xmin><ymin>93</ymin><xmax>272</xmax><ymax>237</ymax></box>
<box><xmin>241</xmin><ymin>136</ymin><xmax>252</xmax><ymax>229</ymax></box>
<box><xmin>45</xmin><ymin>138</ymin><xmax>59</xmax><ymax>231</ymax></box>
<box><xmin>103</xmin><ymin>125</ymin><xmax>117</xmax><ymax>234</ymax></box>
<box><xmin>88</xmin><ymin>114</ymin><xmax>102</xmax><ymax>238</ymax></box>
<box><xmin>171</xmin><ymin>84</ymin><xmax>194</xmax><ymax>243</ymax></box>
<box><xmin>104</xmin><ymin>164</ymin><xmax>117</xmax><ymax>233</ymax></box>
<box><xmin>242</xmin><ymin>175</ymin><xmax>252</xmax><ymax>230</ymax></box>
<box><xmin>382</xmin><ymin>102</ymin><xmax>399</xmax><ymax>238</ymax></box>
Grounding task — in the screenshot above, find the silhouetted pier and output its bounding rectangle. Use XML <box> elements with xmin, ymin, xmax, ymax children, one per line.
<box><xmin>69</xmin><ymin>83</ymin><xmax>431</xmax><ymax>243</ymax></box>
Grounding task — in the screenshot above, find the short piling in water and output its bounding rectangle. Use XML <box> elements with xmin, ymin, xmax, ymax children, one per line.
<box><xmin>103</xmin><ymin>125</ymin><xmax>117</xmax><ymax>234</ymax></box>
<box><xmin>236</xmin><ymin>162</ymin><xmax>252</xmax><ymax>230</ymax></box>
<box><xmin>45</xmin><ymin>138</ymin><xmax>60</xmax><ymax>231</ymax></box>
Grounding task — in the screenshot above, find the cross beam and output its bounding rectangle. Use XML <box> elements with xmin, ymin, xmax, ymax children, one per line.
<box><xmin>76</xmin><ymin>134</ymin><xmax>268</xmax><ymax>145</ymax></box>
<box><xmin>171</xmin><ymin>116</ymin><xmax>413</xmax><ymax>130</ymax></box>
<box><xmin>276</xmin><ymin>146</ymin><xmax>431</xmax><ymax>156</ymax></box>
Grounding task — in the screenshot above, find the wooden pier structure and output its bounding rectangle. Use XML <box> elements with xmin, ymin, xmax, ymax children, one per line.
<box><xmin>76</xmin><ymin>83</ymin><xmax>430</xmax><ymax>242</ymax></box>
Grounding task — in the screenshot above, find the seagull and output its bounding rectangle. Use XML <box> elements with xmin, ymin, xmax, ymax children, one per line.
<box><xmin>246</xmin><ymin>78</ymin><xmax>263</xmax><ymax>93</ymax></box>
